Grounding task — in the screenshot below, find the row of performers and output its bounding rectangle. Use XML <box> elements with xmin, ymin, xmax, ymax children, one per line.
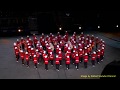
<box><xmin>14</xmin><ymin>31</ymin><xmax>105</xmax><ymax>52</ymax></box>
<box><xmin>14</xmin><ymin>47</ymin><xmax>104</xmax><ymax>71</ymax></box>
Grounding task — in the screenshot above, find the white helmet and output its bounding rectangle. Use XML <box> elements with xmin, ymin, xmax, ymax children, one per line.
<box><xmin>85</xmin><ymin>53</ymin><xmax>88</xmax><ymax>55</ymax></box>
<box><xmin>68</xmin><ymin>47</ymin><xmax>70</xmax><ymax>50</ymax></box>
<box><xmin>76</xmin><ymin>54</ymin><xmax>78</xmax><ymax>56</ymax></box>
<box><xmin>17</xmin><ymin>39</ymin><xmax>19</xmax><ymax>41</ymax></box>
<box><xmin>43</xmin><ymin>51</ymin><xmax>46</xmax><ymax>54</ymax></box>
<box><xmin>57</xmin><ymin>45</ymin><xmax>59</xmax><ymax>48</ymax></box>
<box><xmin>26</xmin><ymin>52</ymin><xmax>28</xmax><ymax>54</ymax></box>
<box><xmin>98</xmin><ymin>49</ymin><xmax>100</xmax><ymax>52</ymax></box>
<box><xmin>34</xmin><ymin>55</ymin><xmax>36</xmax><ymax>57</ymax></box>
<box><xmin>31</xmin><ymin>48</ymin><xmax>34</xmax><ymax>50</ymax></box>
<box><xmin>29</xmin><ymin>38</ymin><xmax>31</xmax><ymax>40</ymax></box>
<box><xmin>92</xmin><ymin>35</ymin><xmax>94</xmax><ymax>37</ymax></box>
<box><xmin>80</xmin><ymin>49</ymin><xmax>82</xmax><ymax>51</ymax></box>
<box><xmin>59</xmin><ymin>51</ymin><xmax>61</xmax><ymax>53</ymax></box>
<box><xmin>15</xmin><ymin>47</ymin><xmax>17</xmax><ymax>49</ymax></box>
<box><xmin>67</xmin><ymin>56</ymin><xmax>69</xmax><ymax>58</ymax></box>
<box><xmin>87</xmin><ymin>45</ymin><xmax>89</xmax><ymax>48</ymax></box>
<box><xmin>27</xmin><ymin>35</ymin><xmax>29</xmax><ymax>37</ymax></box>
<box><xmin>26</xmin><ymin>40</ymin><xmax>29</xmax><ymax>43</ymax></box>
<box><xmin>21</xmin><ymin>37</ymin><xmax>23</xmax><ymax>39</ymax></box>
<box><xmin>93</xmin><ymin>51</ymin><xmax>96</xmax><ymax>54</ymax></box>
<box><xmin>36</xmin><ymin>49</ymin><xmax>38</xmax><ymax>52</ymax></box>
<box><xmin>28</xmin><ymin>46</ymin><xmax>31</xmax><ymax>48</ymax></box>
<box><xmin>56</xmin><ymin>55</ymin><xmax>58</xmax><ymax>58</ymax></box>
<box><xmin>85</xmin><ymin>47</ymin><xmax>87</xmax><ymax>49</ymax></box>
<box><xmin>48</xmin><ymin>47</ymin><xmax>51</xmax><ymax>49</ymax></box>
<box><xmin>14</xmin><ymin>43</ymin><xmax>16</xmax><ymax>46</ymax></box>
<box><xmin>20</xmin><ymin>50</ymin><xmax>23</xmax><ymax>52</ymax></box>
<box><xmin>73</xmin><ymin>50</ymin><xmax>75</xmax><ymax>52</ymax></box>
<box><xmin>96</xmin><ymin>37</ymin><xmax>98</xmax><ymax>38</ymax></box>
<box><xmin>102</xmin><ymin>47</ymin><xmax>104</xmax><ymax>49</ymax></box>
<box><xmin>50</xmin><ymin>52</ymin><xmax>52</xmax><ymax>54</ymax></box>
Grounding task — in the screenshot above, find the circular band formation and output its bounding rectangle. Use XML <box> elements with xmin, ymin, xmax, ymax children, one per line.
<box><xmin>13</xmin><ymin>31</ymin><xmax>105</xmax><ymax>71</ymax></box>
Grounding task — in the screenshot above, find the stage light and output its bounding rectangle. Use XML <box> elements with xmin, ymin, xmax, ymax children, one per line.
<box><xmin>98</xmin><ymin>26</ymin><xmax>100</xmax><ymax>28</ymax></box>
<box><xmin>79</xmin><ymin>26</ymin><xmax>81</xmax><ymax>29</ymax></box>
<box><xmin>18</xmin><ymin>29</ymin><xmax>21</xmax><ymax>32</ymax></box>
<box><xmin>59</xmin><ymin>27</ymin><xmax>62</xmax><ymax>30</ymax></box>
<box><xmin>116</xmin><ymin>25</ymin><xmax>118</xmax><ymax>27</ymax></box>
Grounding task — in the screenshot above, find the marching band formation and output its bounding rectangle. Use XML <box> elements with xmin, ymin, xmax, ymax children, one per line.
<box><xmin>13</xmin><ymin>31</ymin><xmax>105</xmax><ymax>71</ymax></box>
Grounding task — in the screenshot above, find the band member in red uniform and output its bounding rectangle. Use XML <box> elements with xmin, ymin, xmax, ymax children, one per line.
<box><xmin>20</xmin><ymin>37</ymin><xmax>25</xmax><ymax>50</ymax></box>
<box><xmin>75</xmin><ymin>54</ymin><xmax>79</xmax><ymax>70</ymax></box>
<box><xmin>31</xmin><ymin>48</ymin><xmax>35</xmax><ymax>59</ymax></box>
<box><xmin>33</xmin><ymin>55</ymin><xmax>38</xmax><ymax>69</ymax></box>
<box><xmin>42</xmin><ymin>33</ymin><xmax>44</xmax><ymax>38</ymax></box>
<box><xmin>71</xmin><ymin>50</ymin><xmax>75</xmax><ymax>64</ymax></box>
<box><xmin>20</xmin><ymin>50</ymin><xmax>25</xmax><ymax>65</ymax></box>
<box><xmin>26</xmin><ymin>35</ymin><xmax>30</xmax><ymax>41</ymax></box>
<box><xmin>33</xmin><ymin>34</ymin><xmax>37</xmax><ymax>40</ymax></box>
<box><xmin>25</xmin><ymin>52</ymin><xmax>30</xmax><ymax>67</ymax></box>
<box><xmin>100</xmin><ymin>47</ymin><xmax>105</xmax><ymax>62</ymax></box>
<box><xmin>66</xmin><ymin>56</ymin><xmax>70</xmax><ymax>69</ymax></box>
<box><xmin>14</xmin><ymin>47</ymin><xmax>19</xmax><ymax>62</ymax></box>
<box><xmin>33</xmin><ymin>37</ymin><xmax>38</xmax><ymax>48</ymax></box>
<box><xmin>79</xmin><ymin>48</ymin><xmax>83</xmax><ymax>63</ymax></box>
<box><xmin>95</xmin><ymin>37</ymin><xmax>99</xmax><ymax>50</ymax></box>
<box><xmin>91</xmin><ymin>51</ymin><xmax>96</xmax><ymax>67</ymax></box>
<box><xmin>91</xmin><ymin>35</ymin><xmax>94</xmax><ymax>41</ymax></box>
<box><xmin>96</xmin><ymin>49</ymin><xmax>101</xmax><ymax>64</ymax></box>
<box><xmin>49</xmin><ymin>52</ymin><xmax>54</xmax><ymax>66</ymax></box>
<box><xmin>44</xmin><ymin>55</ymin><xmax>49</xmax><ymax>70</ymax></box>
<box><xmin>36</xmin><ymin>49</ymin><xmax>40</xmax><ymax>64</ymax></box>
<box><xmin>65</xmin><ymin>31</ymin><xmax>68</xmax><ymax>35</ymax></box>
<box><xmin>58</xmin><ymin>51</ymin><xmax>62</xmax><ymax>66</ymax></box>
<box><xmin>55</xmin><ymin>55</ymin><xmax>60</xmax><ymax>71</ymax></box>
<box><xmin>83</xmin><ymin>53</ymin><xmax>88</xmax><ymax>68</ymax></box>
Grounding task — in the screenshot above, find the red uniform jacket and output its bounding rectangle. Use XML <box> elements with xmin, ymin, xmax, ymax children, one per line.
<box><xmin>55</xmin><ymin>60</ymin><xmax>60</xmax><ymax>64</ymax></box>
<box><xmin>34</xmin><ymin>39</ymin><xmax>38</xmax><ymax>44</ymax></box>
<box><xmin>56</xmin><ymin>48</ymin><xmax>59</xmax><ymax>54</ymax></box>
<box><xmin>75</xmin><ymin>56</ymin><xmax>79</xmax><ymax>63</ymax></box>
<box><xmin>36</xmin><ymin>52</ymin><xmax>40</xmax><ymax>58</ymax></box>
<box><xmin>64</xmin><ymin>46</ymin><xmax>68</xmax><ymax>52</ymax></box>
<box><xmin>100</xmin><ymin>49</ymin><xmax>104</xmax><ymax>55</ymax></box>
<box><xmin>15</xmin><ymin>49</ymin><xmax>19</xmax><ymax>55</ymax></box>
<box><xmin>58</xmin><ymin>53</ymin><xmax>62</xmax><ymax>60</ymax></box>
<box><xmin>79</xmin><ymin>50</ymin><xmax>83</xmax><ymax>57</ymax></box>
<box><xmin>20</xmin><ymin>52</ymin><xmax>25</xmax><ymax>59</ymax></box>
<box><xmin>44</xmin><ymin>60</ymin><xmax>48</xmax><ymax>64</ymax></box>
<box><xmin>97</xmin><ymin>51</ymin><xmax>101</xmax><ymax>58</ymax></box>
<box><xmin>83</xmin><ymin>55</ymin><xmax>88</xmax><ymax>62</ymax></box>
<box><xmin>25</xmin><ymin>54</ymin><xmax>29</xmax><ymax>61</ymax></box>
<box><xmin>33</xmin><ymin>56</ymin><xmax>38</xmax><ymax>63</ymax></box>
<box><xmin>71</xmin><ymin>53</ymin><xmax>75</xmax><ymax>59</ymax></box>
<box><xmin>66</xmin><ymin>60</ymin><xmax>70</xmax><ymax>64</ymax></box>
<box><xmin>44</xmin><ymin>55</ymin><xmax>49</xmax><ymax>61</ymax></box>
<box><xmin>91</xmin><ymin>53</ymin><xmax>96</xmax><ymax>60</ymax></box>
<box><xmin>49</xmin><ymin>54</ymin><xmax>54</xmax><ymax>60</ymax></box>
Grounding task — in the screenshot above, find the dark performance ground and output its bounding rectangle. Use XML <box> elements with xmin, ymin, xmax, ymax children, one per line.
<box><xmin>0</xmin><ymin>31</ymin><xmax>120</xmax><ymax>79</ymax></box>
